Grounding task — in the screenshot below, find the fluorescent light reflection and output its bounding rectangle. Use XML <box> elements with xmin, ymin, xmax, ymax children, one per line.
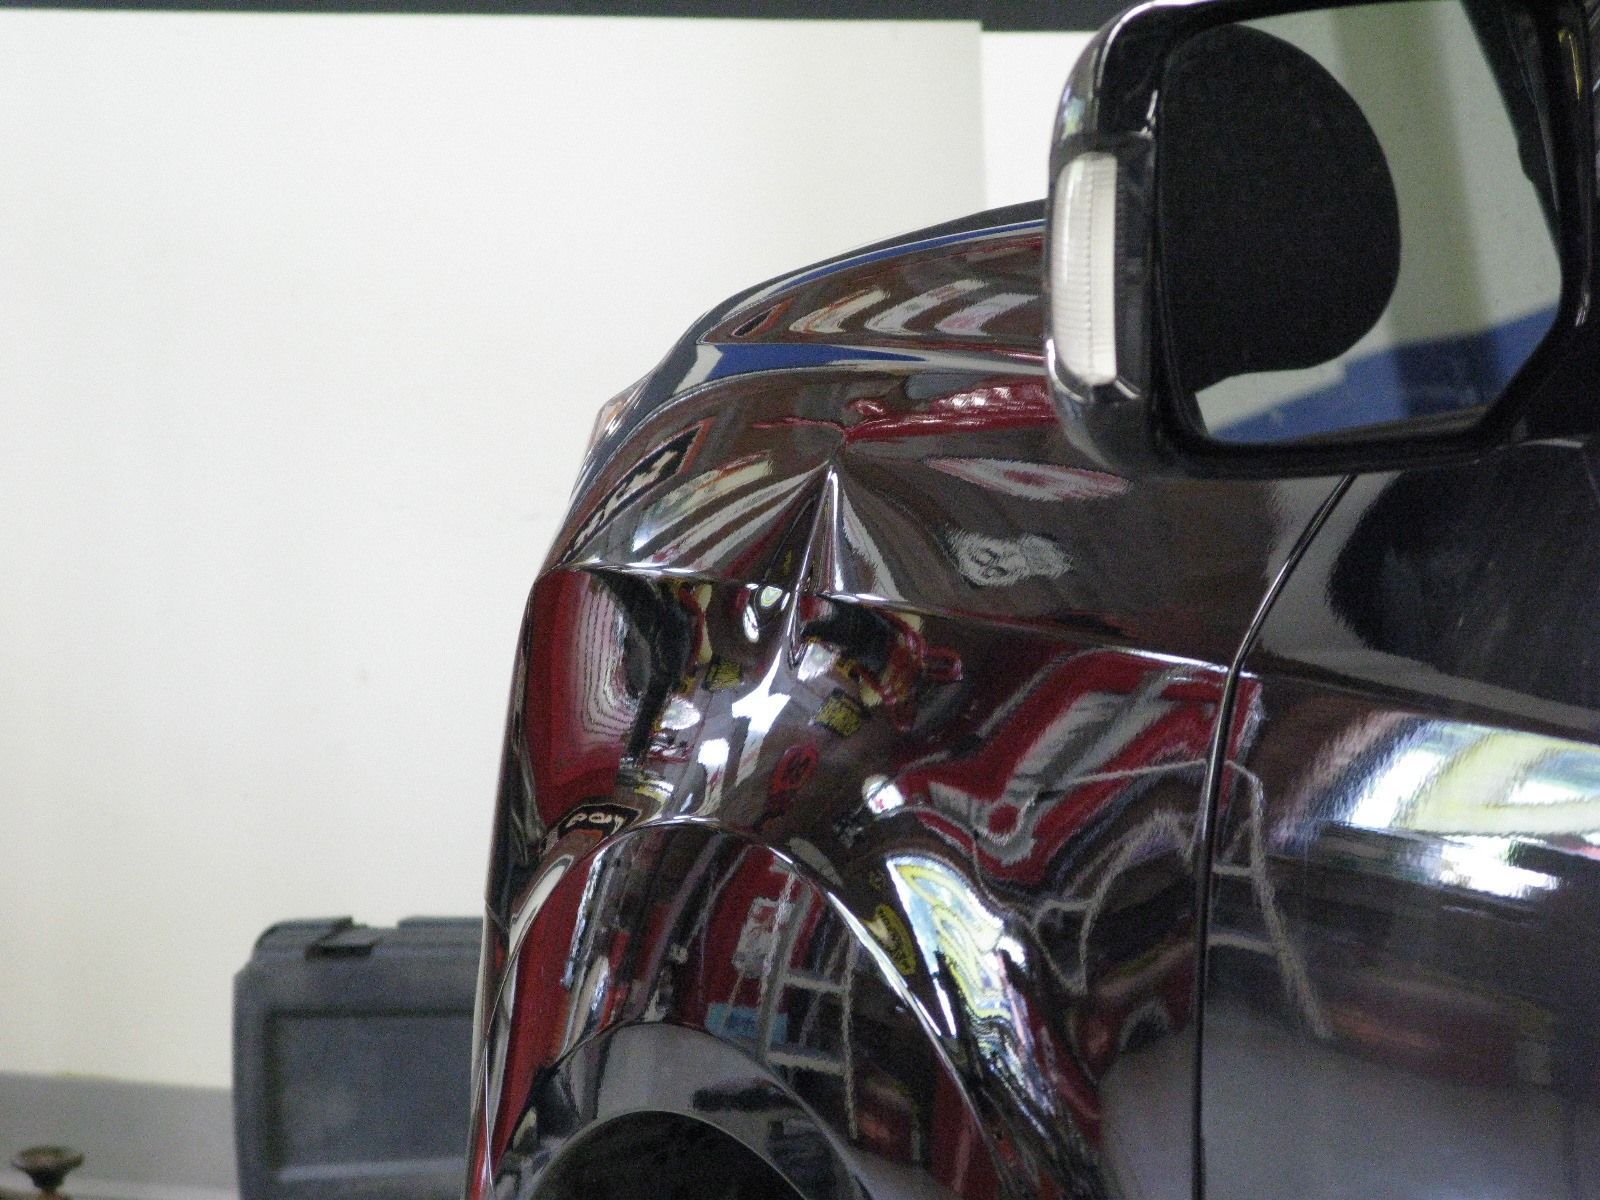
<box><xmin>1339</xmin><ymin>719</ymin><xmax>1600</xmax><ymax>899</ymax></box>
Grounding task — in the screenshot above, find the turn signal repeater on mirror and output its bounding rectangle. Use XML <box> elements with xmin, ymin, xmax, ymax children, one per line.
<box><xmin>1044</xmin><ymin>22</ymin><xmax>1158</xmax><ymax>457</ymax></box>
<box><xmin>1052</xmin><ymin>151</ymin><xmax>1120</xmax><ymax>387</ymax></box>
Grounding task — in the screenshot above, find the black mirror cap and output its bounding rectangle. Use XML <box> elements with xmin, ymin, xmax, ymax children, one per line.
<box><xmin>1043</xmin><ymin>0</ymin><xmax>1598</xmax><ymax>481</ymax></box>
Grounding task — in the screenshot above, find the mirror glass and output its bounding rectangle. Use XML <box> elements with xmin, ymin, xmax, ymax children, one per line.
<box><xmin>1158</xmin><ymin>0</ymin><xmax>1562</xmax><ymax>444</ymax></box>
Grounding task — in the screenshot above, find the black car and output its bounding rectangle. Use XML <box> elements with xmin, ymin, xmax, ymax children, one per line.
<box><xmin>467</xmin><ymin>0</ymin><xmax>1600</xmax><ymax>1195</ymax></box>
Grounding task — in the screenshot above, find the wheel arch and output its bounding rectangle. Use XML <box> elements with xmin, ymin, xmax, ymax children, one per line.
<box><xmin>475</xmin><ymin>822</ymin><xmax>1004</xmax><ymax>1200</ymax></box>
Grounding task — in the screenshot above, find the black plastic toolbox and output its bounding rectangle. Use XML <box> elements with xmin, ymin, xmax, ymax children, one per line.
<box><xmin>233</xmin><ymin>916</ymin><xmax>481</xmax><ymax>1200</ymax></box>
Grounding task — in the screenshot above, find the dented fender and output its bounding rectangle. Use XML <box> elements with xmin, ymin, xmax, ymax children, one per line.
<box><xmin>470</xmin><ymin>205</ymin><xmax>1341</xmax><ymax>1200</ymax></box>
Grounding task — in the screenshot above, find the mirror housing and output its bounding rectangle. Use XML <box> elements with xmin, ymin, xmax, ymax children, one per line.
<box><xmin>1044</xmin><ymin>0</ymin><xmax>1597</xmax><ymax>479</ymax></box>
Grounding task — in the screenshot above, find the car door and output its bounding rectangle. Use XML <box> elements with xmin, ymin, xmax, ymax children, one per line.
<box><xmin>1201</xmin><ymin>430</ymin><xmax>1600</xmax><ymax>1199</ymax></box>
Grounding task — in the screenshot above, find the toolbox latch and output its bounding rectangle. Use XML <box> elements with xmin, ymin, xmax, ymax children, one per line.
<box><xmin>306</xmin><ymin>922</ymin><xmax>382</xmax><ymax>959</ymax></box>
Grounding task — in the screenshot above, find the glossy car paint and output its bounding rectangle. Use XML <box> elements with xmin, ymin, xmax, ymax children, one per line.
<box><xmin>1205</xmin><ymin>450</ymin><xmax>1600</xmax><ymax>1198</ymax></box>
<box><xmin>469</xmin><ymin>205</ymin><xmax>1349</xmax><ymax>1199</ymax></box>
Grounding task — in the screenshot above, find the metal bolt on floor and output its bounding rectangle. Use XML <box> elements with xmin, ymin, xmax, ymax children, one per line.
<box><xmin>3</xmin><ymin>1146</ymin><xmax>84</xmax><ymax>1200</ymax></box>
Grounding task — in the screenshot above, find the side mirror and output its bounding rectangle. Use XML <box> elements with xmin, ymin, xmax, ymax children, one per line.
<box><xmin>1044</xmin><ymin>0</ymin><xmax>1595</xmax><ymax>478</ymax></box>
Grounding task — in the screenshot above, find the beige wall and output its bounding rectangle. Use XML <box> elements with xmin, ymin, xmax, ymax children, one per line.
<box><xmin>0</xmin><ymin>11</ymin><xmax>1081</xmax><ymax>1087</ymax></box>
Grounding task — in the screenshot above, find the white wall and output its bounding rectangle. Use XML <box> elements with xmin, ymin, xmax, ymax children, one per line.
<box><xmin>981</xmin><ymin>31</ymin><xmax>1093</xmax><ymax>209</ymax></box>
<box><xmin>0</xmin><ymin>11</ymin><xmax>1079</xmax><ymax>1088</ymax></box>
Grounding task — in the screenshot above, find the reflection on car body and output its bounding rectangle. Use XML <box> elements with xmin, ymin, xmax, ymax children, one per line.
<box><xmin>467</xmin><ymin>1</ymin><xmax>1600</xmax><ymax>1191</ymax></box>
<box><xmin>470</xmin><ymin>208</ymin><xmax>1337</xmax><ymax>1199</ymax></box>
